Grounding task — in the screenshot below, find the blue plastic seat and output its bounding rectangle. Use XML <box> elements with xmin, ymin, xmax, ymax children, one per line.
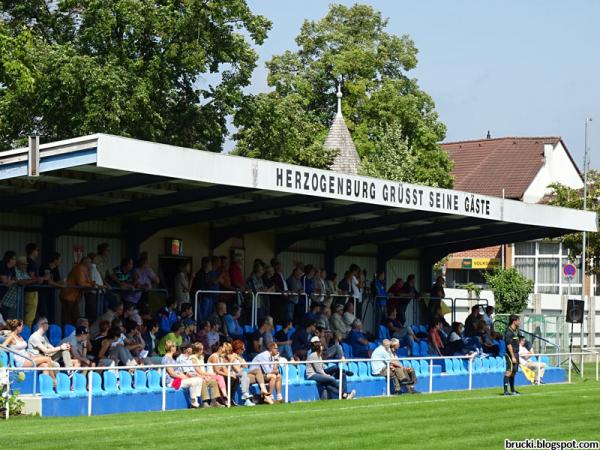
<box><xmin>347</xmin><ymin>362</ymin><xmax>360</xmax><ymax>381</ymax></box>
<box><xmin>133</xmin><ymin>370</ymin><xmax>148</xmax><ymax>393</ymax></box>
<box><xmin>72</xmin><ymin>373</ymin><xmax>88</xmax><ymax>397</ymax></box>
<box><xmin>56</xmin><ymin>372</ymin><xmax>73</xmax><ymax>398</ymax></box>
<box><xmin>444</xmin><ymin>359</ymin><xmax>454</xmax><ymax>374</ymax></box>
<box><xmin>90</xmin><ymin>371</ymin><xmax>106</xmax><ymax>396</ymax></box>
<box><xmin>489</xmin><ymin>356</ymin><xmax>497</xmax><ymax>372</ymax></box>
<box><xmin>48</xmin><ymin>324</ymin><xmax>62</xmax><ymax>347</ymax></box>
<box><xmin>408</xmin><ymin>360</ymin><xmax>421</xmax><ymax>377</ymax></box>
<box><xmin>358</xmin><ymin>362</ymin><xmax>373</xmax><ymax>380</ymax></box>
<box><xmin>411</xmin><ymin>341</ymin><xmax>420</xmax><ymax>357</ymax></box>
<box><xmin>420</xmin><ymin>359</ymin><xmax>430</xmax><ymax>375</ymax></box>
<box><xmin>285</xmin><ymin>364</ymin><xmax>299</xmax><ymax>384</ymax></box>
<box><xmin>396</xmin><ymin>347</ymin><xmax>409</xmax><ymax>357</ymax></box>
<box><xmin>341</xmin><ymin>342</ymin><xmax>353</xmax><ymax>358</ymax></box>
<box><xmin>39</xmin><ymin>374</ymin><xmax>57</xmax><ymax>397</ymax></box>
<box><xmin>21</xmin><ymin>325</ymin><xmax>31</xmax><ymax>342</ymax></box>
<box><xmin>287</xmin><ymin>327</ymin><xmax>296</xmax><ymax>339</ymax></box>
<box><xmin>482</xmin><ymin>357</ymin><xmax>490</xmax><ymax>372</ymax></box>
<box><xmin>496</xmin><ymin>356</ymin><xmax>506</xmax><ymax>372</ymax></box>
<box><xmin>378</xmin><ymin>325</ymin><xmax>390</xmax><ymax>341</ymax></box>
<box><xmin>411</xmin><ymin>325</ymin><xmax>419</xmax><ymax>334</ymax></box>
<box><xmin>419</xmin><ymin>325</ymin><xmax>428</xmax><ymax>335</ymax></box>
<box><xmin>540</xmin><ymin>355</ymin><xmax>550</xmax><ymax>366</ymax></box>
<box><xmin>474</xmin><ymin>358</ymin><xmax>483</xmax><ymax>373</ymax></box>
<box><xmin>103</xmin><ymin>371</ymin><xmax>119</xmax><ymax>395</ymax></box>
<box><xmin>64</xmin><ymin>324</ymin><xmax>76</xmax><ymax>337</ymax></box>
<box><xmin>297</xmin><ymin>364</ymin><xmax>311</xmax><ymax>385</ymax></box>
<box><xmin>453</xmin><ymin>358</ymin><xmax>466</xmax><ymax>374</ymax></box>
<box><xmin>147</xmin><ymin>369</ymin><xmax>163</xmax><ymax>392</ymax></box>
<box><xmin>419</xmin><ymin>341</ymin><xmax>429</xmax><ymax>356</ymax></box>
<box><xmin>243</xmin><ymin>325</ymin><xmax>254</xmax><ymax>334</ymax></box>
<box><xmin>0</xmin><ymin>351</ymin><xmax>7</xmax><ymax>367</ymax></box>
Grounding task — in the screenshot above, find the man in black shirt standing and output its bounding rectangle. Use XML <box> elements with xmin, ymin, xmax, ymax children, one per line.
<box><xmin>504</xmin><ymin>314</ymin><xmax>521</xmax><ymax>395</ymax></box>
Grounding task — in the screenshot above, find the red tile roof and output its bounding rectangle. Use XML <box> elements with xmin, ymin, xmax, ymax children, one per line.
<box><xmin>441</xmin><ymin>137</ymin><xmax>563</xmax><ymax>199</ymax></box>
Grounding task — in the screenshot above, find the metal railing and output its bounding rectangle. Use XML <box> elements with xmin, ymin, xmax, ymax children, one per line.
<box><xmin>2</xmin><ymin>349</ymin><xmax>597</xmax><ymax>419</ymax></box>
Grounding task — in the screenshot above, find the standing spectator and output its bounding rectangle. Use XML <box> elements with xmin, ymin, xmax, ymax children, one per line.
<box><xmin>174</xmin><ymin>261</ymin><xmax>192</xmax><ymax>306</ymax></box>
<box><xmin>306</xmin><ymin>336</ymin><xmax>355</xmax><ymax>400</ymax></box>
<box><xmin>337</xmin><ymin>271</ymin><xmax>352</xmax><ymax>295</ymax></box>
<box><xmin>270</xmin><ymin>260</ymin><xmax>289</xmax><ymax>325</ymax></box>
<box><xmin>249</xmin><ymin>342</ymin><xmax>283</xmax><ymax>403</ymax></box>
<box><xmin>398</xmin><ymin>274</ymin><xmax>419</xmax><ymax>325</ymax></box>
<box><xmin>15</xmin><ymin>256</ymin><xmax>39</xmax><ymax>327</ymax></box>
<box><xmin>464</xmin><ymin>305</ymin><xmax>481</xmax><ymax>338</ymax></box>
<box><xmin>86</xmin><ymin>252</ymin><xmax>107</xmax><ymax>323</ymax></box>
<box><xmin>483</xmin><ymin>305</ymin><xmax>495</xmax><ymax>332</ymax></box>
<box><xmin>162</xmin><ymin>341</ymin><xmax>202</xmax><ymax>408</ymax></box>
<box><xmin>349</xmin><ymin>264</ymin><xmax>363</xmax><ymax>316</ymax></box>
<box><xmin>60</xmin><ymin>256</ymin><xmax>95</xmax><ymax>325</ymax></box>
<box><xmin>0</xmin><ymin>251</ymin><xmax>19</xmax><ymax>320</ymax></box>
<box><xmin>191</xmin><ymin>257</ymin><xmax>216</xmax><ymax>321</ymax></box>
<box><xmin>218</xmin><ymin>256</ymin><xmax>234</xmax><ymax>306</ymax></box>
<box><xmin>110</xmin><ymin>257</ymin><xmax>137</xmax><ymax>304</ymax></box>
<box><xmin>373</xmin><ymin>271</ymin><xmax>388</xmax><ymax>325</ymax></box>
<box><xmin>342</xmin><ymin>301</ymin><xmax>357</xmax><ymax>328</ymax></box>
<box><xmin>325</xmin><ymin>272</ymin><xmax>339</xmax><ymax>300</ymax></box>
<box><xmin>229</xmin><ymin>254</ymin><xmax>245</xmax><ymax>291</ymax></box>
<box><xmin>286</xmin><ymin>267</ymin><xmax>304</xmax><ymax>323</ymax></box>
<box><xmin>93</xmin><ymin>243</ymin><xmax>112</xmax><ymax>284</ymax></box>
<box><xmin>313</xmin><ymin>268</ymin><xmax>327</xmax><ymax>305</ymax></box>
<box><xmin>28</xmin><ymin>317</ymin><xmax>74</xmax><ymax>367</ymax></box>
<box><xmin>24</xmin><ymin>243</ymin><xmax>42</xmax><ymax>327</ymax></box>
<box><xmin>134</xmin><ymin>251</ymin><xmax>161</xmax><ymax>301</ymax></box>
<box><xmin>38</xmin><ymin>252</ymin><xmax>64</xmax><ymax>323</ymax></box>
<box><xmin>428</xmin><ymin>276</ymin><xmax>446</xmax><ymax>323</ymax></box>
<box><xmin>387</xmin><ymin>278</ymin><xmax>404</xmax><ymax>316</ymax></box>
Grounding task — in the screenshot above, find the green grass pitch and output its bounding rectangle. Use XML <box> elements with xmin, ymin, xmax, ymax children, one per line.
<box><xmin>5</xmin><ymin>369</ymin><xmax>600</xmax><ymax>449</ymax></box>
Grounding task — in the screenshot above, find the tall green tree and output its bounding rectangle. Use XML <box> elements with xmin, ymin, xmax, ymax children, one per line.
<box><xmin>0</xmin><ymin>0</ymin><xmax>271</xmax><ymax>151</ymax></box>
<box><xmin>547</xmin><ymin>170</ymin><xmax>600</xmax><ymax>275</ymax></box>
<box><xmin>234</xmin><ymin>3</ymin><xmax>453</xmax><ymax>186</ymax></box>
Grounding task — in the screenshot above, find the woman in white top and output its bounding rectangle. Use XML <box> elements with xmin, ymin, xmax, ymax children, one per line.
<box><xmin>3</xmin><ymin>319</ymin><xmax>56</xmax><ymax>385</ymax></box>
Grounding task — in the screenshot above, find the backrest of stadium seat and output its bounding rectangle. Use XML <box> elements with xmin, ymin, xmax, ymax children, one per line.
<box><xmin>297</xmin><ymin>364</ymin><xmax>306</xmax><ymax>379</ymax></box>
<box><xmin>39</xmin><ymin>374</ymin><xmax>57</xmax><ymax>397</ymax></box>
<box><xmin>286</xmin><ymin>364</ymin><xmax>298</xmax><ymax>383</ymax></box>
<box><xmin>341</xmin><ymin>342</ymin><xmax>353</xmax><ymax>358</ymax></box>
<box><xmin>419</xmin><ymin>340</ymin><xmax>429</xmax><ymax>356</ymax></box>
<box><xmin>358</xmin><ymin>362</ymin><xmax>370</xmax><ymax>379</ymax></box>
<box><xmin>103</xmin><ymin>371</ymin><xmax>118</xmax><ymax>393</ymax></box>
<box><xmin>378</xmin><ymin>325</ymin><xmax>390</xmax><ymax>341</ymax></box>
<box><xmin>348</xmin><ymin>362</ymin><xmax>359</xmax><ymax>378</ymax></box>
<box><xmin>496</xmin><ymin>356</ymin><xmax>506</xmax><ymax>371</ymax></box>
<box><xmin>444</xmin><ymin>359</ymin><xmax>454</xmax><ymax>374</ymax></box>
<box><xmin>48</xmin><ymin>324</ymin><xmax>62</xmax><ymax>347</ymax></box>
<box><xmin>147</xmin><ymin>370</ymin><xmax>162</xmax><ymax>390</ymax></box>
<box><xmin>21</xmin><ymin>325</ymin><xmax>31</xmax><ymax>342</ymax></box>
<box><xmin>64</xmin><ymin>324</ymin><xmax>76</xmax><ymax>338</ymax></box>
<box><xmin>133</xmin><ymin>370</ymin><xmax>147</xmax><ymax>392</ymax></box>
<box><xmin>0</xmin><ymin>351</ymin><xmax>7</xmax><ymax>367</ymax></box>
<box><xmin>482</xmin><ymin>358</ymin><xmax>490</xmax><ymax>372</ymax></box>
<box><xmin>91</xmin><ymin>371</ymin><xmax>104</xmax><ymax>394</ymax></box>
<box><xmin>73</xmin><ymin>373</ymin><xmax>87</xmax><ymax>396</ymax></box>
<box><xmin>420</xmin><ymin>360</ymin><xmax>429</xmax><ymax>375</ymax></box>
<box><xmin>540</xmin><ymin>355</ymin><xmax>550</xmax><ymax>366</ymax></box>
<box><xmin>411</xmin><ymin>341</ymin><xmax>420</xmax><ymax>357</ymax></box>
<box><xmin>56</xmin><ymin>372</ymin><xmax>72</xmax><ymax>397</ymax></box>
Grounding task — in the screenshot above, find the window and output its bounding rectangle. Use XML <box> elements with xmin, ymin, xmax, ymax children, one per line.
<box><xmin>539</xmin><ymin>242</ymin><xmax>559</xmax><ymax>255</ymax></box>
<box><xmin>515</xmin><ymin>242</ymin><xmax>536</xmax><ymax>255</ymax></box>
<box><xmin>514</xmin><ymin>257</ymin><xmax>535</xmax><ymax>281</ymax></box>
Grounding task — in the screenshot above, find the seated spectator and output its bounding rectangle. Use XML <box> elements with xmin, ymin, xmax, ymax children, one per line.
<box><xmin>348</xmin><ymin>320</ymin><xmax>372</xmax><ymax>358</ymax></box>
<box><xmin>189</xmin><ymin>342</ymin><xmax>225</xmax><ymax>408</ymax></box>
<box><xmin>519</xmin><ymin>337</ymin><xmax>546</xmax><ymax>384</ymax></box>
<box><xmin>60</xmin><ymin>325</ymin><xmax>94</xmax><ymax>367</ymax></box>
<box><xmin>250</xmin><ymin>317</ymin><xmax>270</xmax><ymax>358</ymax></box>
<box><xmin>28</xmin><ymin>317</ymin><xmax>75</xmax><ymax>367</ymax></box>
<box><xmin>123</xmin><ymin>303</ymin><xmax>142</xmax><ymax>326</ymax></box>
<box><xmin>306</xmin><ymin>336</ymin><xmax>356</xmax><ymax>400</ymax></box>
<box><xmin>178</xmin><ymin>302</ymin><xmax>194</xmax><ymax>323</ymax></box>
<box><xmin>124</xmin><ymin>319</ymin><xmax>147</xmax><ymax>361</ymax></box>
<box><xmin>3</xmin><ymin>319</ymin><xmax>56</xmax><ymax>384</ymax></box>
<box><xmin>141</xmin><ymin>319</ymin><xmax>162</xmax><ymax>363</ymax></box>
<box><xmin>249</xmin><ymin>342</ymin><xmax>283</xmax><ymax>403</ymax></box>
<box><xmin>371</xmin><ymin>339</ymin><xmax>417</xmax><ymax>394</ymax></box>
<box><xmin>230</xmin><ymin>340</ymin><xmax>269</xmax><ymax>406</ymax></box>
<box><xmin>207</xmin><ymin>321</ymin><xmax>222</xmax><ymax>349</ymax></box>
<box><xmin>305</xmin><ymin>302</ymin><xmax>322</xmax><ymax>323</ymax></box>
<box><xmin>342</xmin><ymin>301</ymin><xmax>356</xmax><ymax>328</ymax></box>
<box><xmin>389</xmin><ymin>338</ymin><xmax>418</xmax><ymax>393</ymax></box>
<box><xmin>158</xmin><ymin>298</ymin><xmax>178</xmax><ymax>337</ymax></box>
<box><xmin>477</xmin><ymin>320</ymin><xmax>500</xmax><ymax>356</ymax></box>
<box><xmin>90</xmin><ymin>320</ymin><xmax>111</xmax><ymax>360</ymax></box>
<box><xmin>224</xmin><ymin>305</ymin><xmax>244</xmax><ymax>340</ymax></box>
<box><xmin>292</xmin><ymin>319</ymin><xmax>316</xmax><ymax>360</ymax></box>
<box><xmin>273</xmin><ymin>319</ymin><xmax>294</xmax><ymax>361</ymax></box>
<box><xmin>483</xmin><ymin>305</ymin><xmax>495</xmax><ymax>332</ymax></box>
<box><xmin>90</xmin><ymin>299</ymin><xmax>124</xmax><ymax>339</ymax></box>
<box><xmin>162</xmin><ymin>341</ymin><xmax>201</xmax><ymax>408</ymax></box>
<box><xmin>181</xmin><ymin>321</ymin><xmax>197</xmax><ymax>348</ymax></box>
<box><xmin>207</xmin><ymin>341</ymin><xmax>236</xmax><ymax>404</ymax></box>
<box><xmin>384</xmin><ymin>308</ymin><xmax>419</xmax><ymax>354</ymax></box>
<box><xmin>330</xmin><ymin>303</ymin><xmax>350</xmax><ymax>338</ymax></box>
<box><xmin>158</xmin><ymin>322</ymin><xmax>184</xmax><ymax>355</ymax></box>
<box><xmin>195</xmin><ymin>321</ymin><xmax>211</xmax><ymax>357</ymax></box>
<box><xmin>133</xmin><ymin>252</ymin><xmax>160</xmax><ymax>304</ymax></box>
<box><xmin>97</xmin><ymin>326</ymin><xmax>137</xmax><ymax>366</ymax></box>
<box><xmin>464</xmin><ymin>305</ymin><xmax>481</xmax><ymax>337</ymax></box>
<box><xmin>191</xmin><ymin>342</ymin><xmax>227</xmax><ymax>406</ymax></box>
<box><xmin>316</xmin><ymin>305</ymin><xmax>332</xmax><ymax>331</ymax></box>
<box><xmin>428</xmin><ymin>319</ymin><xmax>446</xmax><ymax>356</ymax></box>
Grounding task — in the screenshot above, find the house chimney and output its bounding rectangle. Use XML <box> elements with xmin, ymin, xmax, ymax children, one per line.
<box><xmin>486</xmin><ymin>130</ymin><xmax>491</xmax><ymax>139</ymax></box>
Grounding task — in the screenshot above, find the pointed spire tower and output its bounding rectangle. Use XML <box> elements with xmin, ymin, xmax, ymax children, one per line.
<box><xmin>325</xmin><ymin>82</ymin><xmax>361</xmax><ymax>174</ymax></box>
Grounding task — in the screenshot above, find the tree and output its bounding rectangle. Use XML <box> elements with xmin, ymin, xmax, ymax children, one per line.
<box><xmin>484</xmin><ymin>268</ymin><xmax>534</xmax><ymax>315</ymax></box>
<box><xmin>234</xmin><ymin>3</ymin><xmax>453</xmax><ymax>187</ymax></box>
<box><xmin>0</xmin><ymin>0</ymin><xmax>271</xmax><ymax>151</ymax></box>
<box><xmin>547</xmin><ymin>169</ymin><xmax>600</xmax><ymax>276</ymax></box>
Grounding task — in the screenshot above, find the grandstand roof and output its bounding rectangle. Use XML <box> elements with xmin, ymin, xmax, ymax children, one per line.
<box><xmin>0</xmin><ymin>134</ymin><xmax>596</xmax><ymax>260</ymax></box>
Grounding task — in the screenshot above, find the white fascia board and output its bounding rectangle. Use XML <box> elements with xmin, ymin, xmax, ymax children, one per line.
<box><xmin>95</xmin><ymin>133</ymin><xmax>598</xmax><ymax>233</ymax></box>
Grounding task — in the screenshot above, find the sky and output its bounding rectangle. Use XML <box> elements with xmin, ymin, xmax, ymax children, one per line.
<box><xmin>237</xmin><ymin>0</ymin><xmax>600</xmax><ymax>169</ymax></box>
